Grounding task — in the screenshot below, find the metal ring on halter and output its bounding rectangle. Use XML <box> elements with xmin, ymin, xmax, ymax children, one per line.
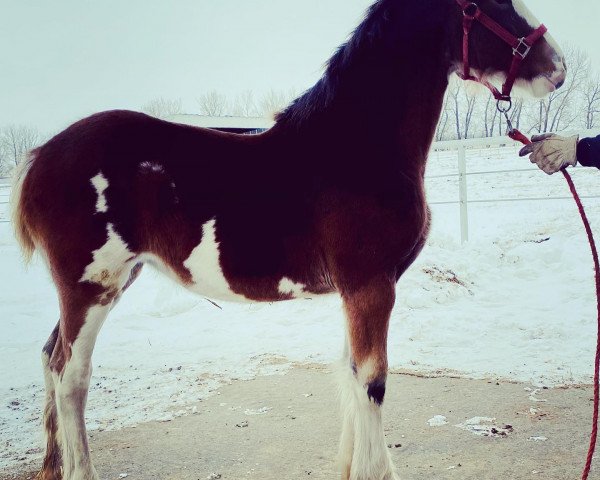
<box><xmin>496</xmin><ymin>98</ymin><xmax>512</xmax><ymax>114</ymax></box>
<box><xmin>463</xmin><ymin>2</ymin><xmax>478</xmax><ymax>18</ymax></box>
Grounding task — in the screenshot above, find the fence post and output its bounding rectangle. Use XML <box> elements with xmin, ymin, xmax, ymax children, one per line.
<box><xmin>458</xmin><ymin>144</ymin><xmax>469</xmax><ymax>244</ymax></box>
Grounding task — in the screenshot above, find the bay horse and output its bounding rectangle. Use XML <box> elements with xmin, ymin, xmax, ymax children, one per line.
<box><xmin>12</xmin><ymin>0</ymin><xmax>565</xmax><ymax>479</ymax></box>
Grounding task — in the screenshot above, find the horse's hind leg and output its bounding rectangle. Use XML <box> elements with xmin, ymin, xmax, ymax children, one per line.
<box><xmin>47</xmin><ymin>285</ymin><xmax>113</xmax><ymax>480</ymax></box>
<box><xmin>38</xmin><ymin>323</ymin><xmax>61</xmax><ymax>480</ymax></box>
<box><xmin>37</xmin><ymin>273</ymin><xmax>125</xmax><ymax>480</ymax></box>
<box><xmin>338</xmin><ymin>277</ymin><xmax>398</xmax><ymax>480</ymax></box>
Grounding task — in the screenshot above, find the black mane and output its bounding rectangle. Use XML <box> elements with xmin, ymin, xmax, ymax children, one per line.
<box><xmin>275</xmin><ymin>0</ymin><xmax>391</xmax><ymax>128</ymax></box>
<box><xmin>274</xmin><ymin>0</ymin><xmax>452</xmax><ymax>130</ymax></box>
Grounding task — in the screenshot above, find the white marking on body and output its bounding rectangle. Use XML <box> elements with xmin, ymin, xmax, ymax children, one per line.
<box><xmin>54</xmin><ymin>303</ymin><xmax>111</xmax><ymax>479</ymax></box>
<box><xmin>278</xmin><ymin>277</ymin><xmax>306</xmax><ymax>298</ymax></box>
<box><xmin>140</xmin><ymin>161</ymin><xmax>165</xmax><ymax>173</ymax></box>
<box><xmin>90</xmin><ymin>172</ymin><xmax>109</xmax><ymax>213</ymax></box>
<box><xmin>183</xmin><ymin>218</ymin><xmax>249</xmax><ymax>302</ymax></box>
<box><xmin>80</xmin><ymin>223</ymin><xmax>134</xmax><ymax>288</ymax></box>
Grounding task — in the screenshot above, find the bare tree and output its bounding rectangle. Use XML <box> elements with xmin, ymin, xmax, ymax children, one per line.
<box><xmin>448</xmin><ymin>79</ymin><xmax>478</xmax><ymax>139</ymax></box>
<box><xmin>0</xmin><ymin>124</ymin><xmax>42</xmax><ymax>168</ymax></box>
<box><xmin>462</xmin><ymin>88</ymin><xmax>478</xmax><ymax>139</ymax></box>
<box><xmin>260</xmin><ymin>89</ymin><xmax>296</xmax><ymax>118</ymax></box>
<box><xmin>0</xmin><ymin>141</ymin><xmax>7</xmax><ymax>174</ymax></box>
<box><xmin>482</xmin><ymin>95</ymin><xmax>499</xmax><ymax>137</ymax></box>
<box><xmin>448</xmin><ymin>80</ymin><xmax>463</xmax><ymax>139</ymax></box>
<box><xmin>141</xmin><ymin>97</ymin><xmax>182</xmax><ymax>119</ymax></box>
<box><xmin>435</xmin><ymin>92</ymin><xmax>451</xmax><ymax>141</ymax></box>
<box><xmin>197</xmin><ymin>90</ymin><xmax>228</xmax><ymax>116</ymax></box>
<box><xmin>528</xmin><ymin>46</ymin><xmax>589</xmax><ymax>133</ymax></box>
<box><xmin>506</xmin><ymin>97</ymin><xmax>524</xmax><ymax>132</ymax></box>
<box><xmin>583</xmin><ymin>73</ymin><xmax>600</xmax><ymax>129</ymax></box>
<box><xmin>231</xmin><ymin>90</ymin><xmax>258</xmax><ymax>117</ymax></box>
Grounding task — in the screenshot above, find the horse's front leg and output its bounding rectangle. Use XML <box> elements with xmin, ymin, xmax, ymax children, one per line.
<box><xmin>338</xmin><ymin>276</ymin><xmax>398</xmax><ymax>480</ymax></box>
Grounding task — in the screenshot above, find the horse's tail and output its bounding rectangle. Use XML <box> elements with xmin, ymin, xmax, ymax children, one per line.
<box><xmin>10</xmin><ymin>150</ymin><xmax>37</xmax><ymax>264</ymax></box>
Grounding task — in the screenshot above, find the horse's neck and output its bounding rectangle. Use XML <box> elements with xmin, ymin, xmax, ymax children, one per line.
<box><xmin>277</xmin><ymin>0</ymin><xmax>454</xmax><ymax>176</ymax></box>
<box><xmin>334</xmin><ymin>10</ymin><xmax>451</xmax><ymax>159</ymax></box>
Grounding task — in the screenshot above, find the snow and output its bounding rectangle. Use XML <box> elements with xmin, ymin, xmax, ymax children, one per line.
<box><xmin>427</xmin><ymin>415</ymin><xmax>448</xmax><ymax>427</ymax></box>
<box><xmin>454</xmin><ymin>416</ymin><xmax>514</xmax><ymax>437</ymax></box>
<box><xmin>2</xmin><ymin>142</ymin><xmax>600</xmax><ymax>469</ymax></box>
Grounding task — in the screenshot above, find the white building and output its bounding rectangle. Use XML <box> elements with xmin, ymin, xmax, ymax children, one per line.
<box><xmin>166</xmin><ymin>114</ymin><xmax>275</xmax><ymax>134</ymax></box>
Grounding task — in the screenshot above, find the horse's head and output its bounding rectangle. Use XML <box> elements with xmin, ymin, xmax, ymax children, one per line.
<box><xmin>451</xmin><ymin>0</ymin><xmax>566</xmax><ymax>98</ymax></box>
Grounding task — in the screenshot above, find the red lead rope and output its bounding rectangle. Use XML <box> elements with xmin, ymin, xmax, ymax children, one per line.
<box><xmin>509</xmin><ymin>129</ymin><xmax>600</xmax><ymax>480</ymax></box>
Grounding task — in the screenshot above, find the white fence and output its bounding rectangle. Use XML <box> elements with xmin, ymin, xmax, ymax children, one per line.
<box><xmin>428</xmin><ymin>129</ymin><xmax>600</xmax><ymax>243</ymax></box>
<box><xmin>1</xmin><ymin>130</ymin><xmax>599</xmax><ymax>240</ymax></box>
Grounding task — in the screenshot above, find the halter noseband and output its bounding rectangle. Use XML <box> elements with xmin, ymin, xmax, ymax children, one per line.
<box><xmin>455</xmin><ymin>0</ymin><xmax>547</xmax><ymax>105</ymax></box>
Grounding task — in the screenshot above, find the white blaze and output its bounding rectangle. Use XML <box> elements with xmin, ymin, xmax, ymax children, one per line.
<box><xmin>512</xmin><ymin>0</ymin><xmax>563</xmax><ymax>58</ymax></box>
<box><xmin>512</xmin><ymin>0</ymin><xmax>541</xmax><ymax>28</ymax></box>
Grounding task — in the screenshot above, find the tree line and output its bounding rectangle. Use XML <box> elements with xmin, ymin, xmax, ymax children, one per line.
<box><xmin>2</xmin><ymin>46</ymin><xmax>598</xmax><ymax>174</ymax></box>
<box><xmin>0</xmin><ymin>89</ymin><xmax>297</xmax><ymax>175</ymax></box>
<box><xmin>140</xmin><ymin>88</ymin><xmax>298</xmax><ymax>120</ymax></box>
<box><xmin>0</xmin><ymin>125</ymin><xmax>41</xmax><ymax>176</ymax></box>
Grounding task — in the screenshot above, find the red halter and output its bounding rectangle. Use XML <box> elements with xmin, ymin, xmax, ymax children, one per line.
<box><xmin>455</xmin><ymin>0</ymin><xmax>547</xmax><ymax>103</ymax></box>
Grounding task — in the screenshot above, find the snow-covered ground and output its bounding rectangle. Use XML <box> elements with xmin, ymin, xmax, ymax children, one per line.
<box><xmin>2</xmin><ymin>142</ymin><xmax>600</xmax><ymax>469</ymax></box>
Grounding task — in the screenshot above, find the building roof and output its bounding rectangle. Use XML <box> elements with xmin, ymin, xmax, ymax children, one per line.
<box><xmin>166</xmin><ymin>114</ymin><xmax>275</xmax><ymax>130</ymax></box>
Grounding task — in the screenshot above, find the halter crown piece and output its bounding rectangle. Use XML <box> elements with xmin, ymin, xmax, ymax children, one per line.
<box><xmin>455</xmin><ymin>0</ymin><xmax>547</xmax><ymax>108</ymax></box>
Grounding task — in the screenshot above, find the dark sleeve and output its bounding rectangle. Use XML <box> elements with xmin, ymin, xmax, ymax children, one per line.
<box><xmin>577</xmin><ymin>135</ymin><xmax>600</xmax><ymax>168</ymax></box>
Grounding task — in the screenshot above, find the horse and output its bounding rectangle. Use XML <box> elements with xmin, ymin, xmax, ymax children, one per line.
<box><xmin>11</xmin><ymin>0</ymin><xmax>565</xmax><ymax>478</ymax></box>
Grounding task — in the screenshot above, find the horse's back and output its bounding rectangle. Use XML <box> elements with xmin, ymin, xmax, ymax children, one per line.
<box><xmin>32</xmin><ymin>110</ymin><xmax>252</xmax><ymax>174</ymax></box>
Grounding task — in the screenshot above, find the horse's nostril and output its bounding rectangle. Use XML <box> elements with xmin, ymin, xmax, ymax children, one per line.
<box><xmin>555</xmin><ymin>79</ymin><xmax>565</xmax><ymax>89</ymax></box>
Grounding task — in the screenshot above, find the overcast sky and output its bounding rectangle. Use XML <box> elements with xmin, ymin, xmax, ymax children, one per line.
<box><xmin>1</xmin><ymin>0</ymin><xmax>598</xmax><ymax>135</ymax></box>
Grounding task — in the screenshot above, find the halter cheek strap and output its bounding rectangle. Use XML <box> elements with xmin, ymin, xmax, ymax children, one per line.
<box><xmin>456</xmin><ymin>0</ymin><xmax>547</xmax><ymax>102</ymax></box>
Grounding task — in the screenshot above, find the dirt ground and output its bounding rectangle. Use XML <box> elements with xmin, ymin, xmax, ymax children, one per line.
<box><xmin>2</xmin><ymin>365</ymin><xmax>597</xmax><ymax>480</ymax></box>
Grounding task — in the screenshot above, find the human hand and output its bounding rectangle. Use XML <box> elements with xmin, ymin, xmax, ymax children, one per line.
<box><xmin>518</xmin><ymin>133</ymin><xmax>579</xmax><ymax>175</ymax></box>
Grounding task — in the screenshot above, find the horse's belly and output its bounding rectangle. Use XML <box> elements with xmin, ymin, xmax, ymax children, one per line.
<box><xmin>155</xmin><ymin>218</ymin><xmax>328</xmax><ymax>303</ymax></box>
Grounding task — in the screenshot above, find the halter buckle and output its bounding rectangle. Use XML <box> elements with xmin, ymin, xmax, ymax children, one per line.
<box><xmin>513</xmin><ymin>38</ymin><xmax>531</xmax><ymax>59</ymax></box>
